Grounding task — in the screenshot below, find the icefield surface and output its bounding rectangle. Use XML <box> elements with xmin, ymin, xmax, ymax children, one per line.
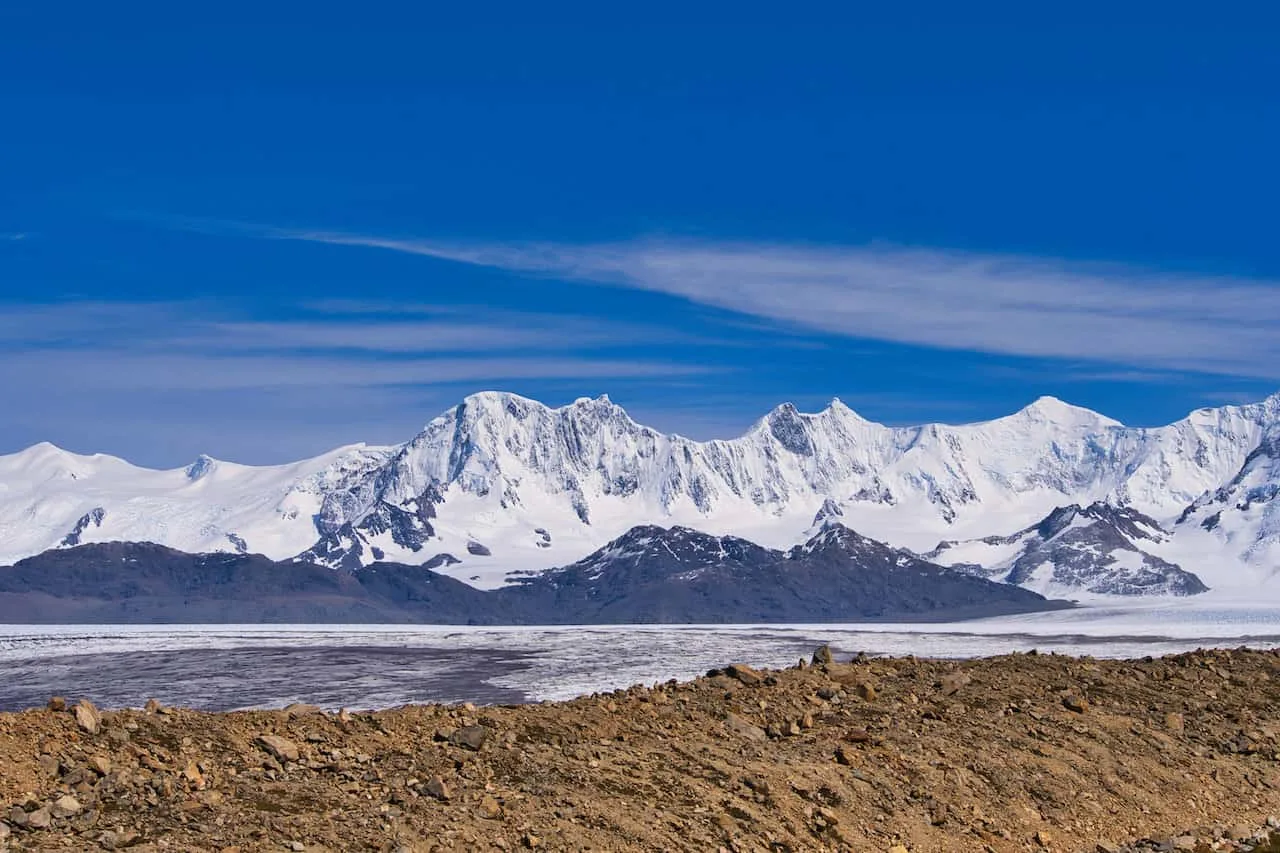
<box><xmin>1</xmin><ymin>602</ymin><xmax>1278</xmax><ymax>711</ymax></box>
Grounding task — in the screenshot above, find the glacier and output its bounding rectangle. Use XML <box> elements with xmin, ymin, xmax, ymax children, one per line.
<box><xmin>1</xmin><ymin>390</ymin><xmax>1277</xmax><ymax>597</ymax></box>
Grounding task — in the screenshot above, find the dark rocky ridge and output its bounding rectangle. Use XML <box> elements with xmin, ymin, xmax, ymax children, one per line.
<box><xmin>0</xmin><ymin>524</ymin><xmax>1066</xmax><ymax>624</ymax></box>
<box><xmin>929</xmin><ymin>502</ymin><xmax>1208</xmax><ymax>596</ymax></box>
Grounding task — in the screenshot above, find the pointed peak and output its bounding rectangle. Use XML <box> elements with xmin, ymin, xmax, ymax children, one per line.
<box><xmin>1013</xmin><ymin>396</ymin><xmax>1120</xmax><ymax>427</ymax></box>
<box><xmin>568</xmin><ymin>393</ymin><xmax>619</xmax><ymax>409</ymax></box>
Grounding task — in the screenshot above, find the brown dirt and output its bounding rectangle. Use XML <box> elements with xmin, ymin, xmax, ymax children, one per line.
<box><xmin>2</xmin><ymin>648</ymin><xmax>1279</xmax><ymax>852</ymax></box>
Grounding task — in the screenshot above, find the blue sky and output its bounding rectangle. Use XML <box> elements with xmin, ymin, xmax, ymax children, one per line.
<box><xmin>2</xmin><ymin>4</ymin><xmax>1279</xmax><ymax>466</ymax></box>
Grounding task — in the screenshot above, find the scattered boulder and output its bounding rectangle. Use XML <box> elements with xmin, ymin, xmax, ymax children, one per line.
<box><xmin>724</xmin><ymin>713</ymin><xmax>766</xmax><ymax>742</ymax></box>
<box><xmin>88</xmin><ymin>755</ymin><xmax>112</xmax><ymax>776</ymax></box>
<box><xmin>74</xmin><ymin>699</ymin><xmax>103</xmax><ymax>734</ymax></box>
<box><xmin>26</xmin><ymin>806</ymin><xmax>52</xmax><ymax>830</ymax></box>
<box><xmin>477</xmin><ymin>795</ymin><xmax>503</xmax><ymax>820</ymax></box>
<box><xmin>450</xmin><ymin>725</ymin><xmax>490</xmax><ymax>751</ymax></box>
<box><xmin>812</xmin><ymin>645</ymin><xmax>834</xmax><ymax>666</ymax></box>
<box><xmin>424</xmin><ymin>775</ymin><xmax>453</xmax><ymax>801</ymax></box>
<box><xmin>726</xmin><ymin>664</ymin><xmax>764</xmax><ymax>686</ymax></box>
<box><xmin>49</xmin><ymin>795</ymin><xmax>81</xmax><ymax>819</ymax></box>
<box><xmin>939</xmin><ymin>671</ymin><xmax>972</xmax><ymax>696</ymax></box>
<box><xmin>1063</xmin><ymin>694</ymin><xmax>1089</xmax><ymax>714</ymax></box>
<box><xmin>256</xmin><ymin>734</ymin><xmax>300</xmax><ymax>763</ymax></box>
<box><xmin>145</xmin><ymin>698</ymin><xmax>162</xmax><ymax>713</ymax></box>
<box><xmin>47</xmin><ymin>696</ymin><xmax>66</xmax><ymax>712</ymax></box>
<box><xmin>283</xmin><ymin>703</ymin><xmax>322</xmax><ymax>718</ymax></box>
<box><xmin>183</xmin><ymin>761</ymin><xmax>206</xmax><ymax>789</ymax></box>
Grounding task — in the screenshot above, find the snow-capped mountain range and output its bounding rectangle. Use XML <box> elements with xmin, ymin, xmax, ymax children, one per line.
<box><xmin>2</xmin><ymin>390</ymin><xmax>1278</xmax><ymax>598</ymax></box>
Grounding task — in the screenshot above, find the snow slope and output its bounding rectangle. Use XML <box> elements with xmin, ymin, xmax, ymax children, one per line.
<box><xmin>0</xmin><ymin>442</ymin><xmax>395</xmax><ymax>568</ymax></box>
<box><xmin>1</xmin><ymin>390</ymin><xmax>1278</xmax><ymax>594</ymax></box>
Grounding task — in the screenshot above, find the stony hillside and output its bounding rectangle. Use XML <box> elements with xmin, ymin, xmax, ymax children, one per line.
<box><xmin>2</xmin><ymin>649</ymin><xmax>1280</xmax><ymax>851</ymax></box>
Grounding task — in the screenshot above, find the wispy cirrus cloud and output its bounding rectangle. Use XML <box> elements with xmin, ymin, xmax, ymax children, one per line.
<box><xmin>0</xmin><ymin>300</ymin><xmax>719</xmax><ymax>464</ymax></box>
<box><xmin>270</xmin><ymin>230</ymin><xmax>1280</xmax><ymax>380</ymax></box>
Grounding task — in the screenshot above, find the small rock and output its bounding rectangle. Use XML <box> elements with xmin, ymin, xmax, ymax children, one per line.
<box><xmin>337</xmin><ymin>707</ymin><xmax>352</xmax><ymax>724</ymax></box>
<box><xmin>47</xmin><ymin>696</ymin><xmax>66</xmax><ymax>711</ymax></box>
<box><xmin>26</xmin><ymin>807</ymin><xmax>52</xmax><ymax>830</ymax></box>
<box><xmin>835</xmin><ymin>745</ymin><xmax>855</xmax><ymax>765</ymax></box>
<box><xmin>450</xmin><ymin>725</ymin><xmax>490</xmax><ymax>751</ymax></box>
<box><xmin>816</xmin><ymin>686</ymin><xmax>839</xmax><ymax>701</ymax></box>
<box><xmin>0</xmin><ymin>821</ymin><xmax>10</xmax><ymax>840</ymax></box>
<box><xmin>287</xmin><ymin>842</ymin><xmax>305</xmax><ymax>852</ymax></box>
<box><xmin>74</xmin><ymin>699</ymin><xmax>103</xmax><ymax>734</ymax></box>
<box><xmin>1035</xmin><ymin>829</ymin><xmax>1052</xmax><ymax>847</ymax></box>
<box><xmin>144</xmin><ymin>698</ymin><xmax>162</xmax><ymax>713</ymax></box>
<box><xmin>1063</xmin><ymin>694</ymin><xmax>1089</xmax><ymax>714</ymax></box>
<box><xmin>1164</xmin><ymin>712</ymin><xmax>1185</xmax><ymax>732</ymax></box>
<box><xmin>257</xmin><ymin>734</ymin><xmax>301</xmax><ymax>763</ymax></box>
<box><xmin>7</xmin><ymin>807</ymin><xmax>27</xmax><ymax>828</ymax></box>
<box><xmin>726</xmin><ymin>664</ymin><xmax>764</xmax><ymax>686</ymax></box>
<box><xmin>1171</xmin><ymin>836</ymin><xmax>1197</xmax><ymax>851</ymax></box>
<box><xmin>888</xmin><ymin>846</ymin><xmax>909</xmax><ymax>853</ymax></box>
<box><xmin>854</xmin><ymin>682</ymin><xmax>877</xmax><ymax>701</ymax></box>
<box><xmin>1095</xmin><ymin>843</ymin><xmax>1121</xmax><ymax>853</ymax></box>
<box><xmin>424</xmin><ymin>775</ymin><xmax>453</xmax><ymax>800</ymax></box>
<box><xmin>50</xmin><ymin>795</ymin><xmax>82</xmax><ymax>819</ymax></box>
<box><xmin>478</xmin><ymin>795</ymin><xmax>503</xmax><ymax>820</ymax></box>
<box><xmin>88</xmin><ymin>755</ymin><xmax>112</xmax><ymax>776</ymax></box>
<box><xmin>724</xmin><ymin>712</ymin><xmax>766</xmax><ymax>742</ymax></box>
<box><xmin>283</xmin><ymin>703</ymin><xmax>322</xmax><ymax>717</ymax></box>
<box><xmin>812</xmin><ymin>645</ymin><xmax>834</xmax><ymax>666</ymax></box>
<box><xmin>939</xmin><ymin>671</ymin><xmax>972</xmax><ymax>696</ymax></box>
<box><xmin>183</xmin><ymin>760</ymin><xmax>206</xmax><ymax>789</ymax></box>
<box><xmin>523</xmin><ymin>833</ymin><xmax>542</xmax><ymax>848</ymax></box>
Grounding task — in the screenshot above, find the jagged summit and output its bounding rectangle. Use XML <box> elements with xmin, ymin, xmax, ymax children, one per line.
<box><xmin>2</xmin><ymin>390</ymin><xmax>1279</xmax><ymax>597</ymax></box>
<box><xmin>928</xmin><ymin>501</ymin><xmax>1205</xmax><ymax>598</ymax></box>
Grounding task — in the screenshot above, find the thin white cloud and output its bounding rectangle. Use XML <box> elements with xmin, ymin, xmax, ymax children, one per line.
<box><xmin>0</xmin><ymin>350</ymin><xmax>710</xmax><ymax>392</ymax></box>
<box><xmin>0</xmin><ymin>301</ymin><xmax>714</xmax><ymax>392</ymax></box>
<box><xmin>272</xmin><ymin>230</ymin><xmax>1280</xmax><ymax>380</ymax></box>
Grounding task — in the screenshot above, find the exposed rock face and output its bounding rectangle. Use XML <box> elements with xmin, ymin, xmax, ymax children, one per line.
<box><xmin>59</xmin><ymin>507</ymin><xmax>105</xmax><ymax>548</ymax></box>
<box><xmin>499</xmin><ymin>524</ymin><xmax>1062</xmax><ymax>623</ymax></box>
<box><xmin>928</xmin><ymin>502</ymin><xmax>1208</xmax><ymax>597</ymax></box>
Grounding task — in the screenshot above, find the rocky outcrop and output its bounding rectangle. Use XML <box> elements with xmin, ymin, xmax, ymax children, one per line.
<box><xmin>928</xmin><ymin>502</ymin><xmax>1208</xmax><ymax>596</ymax></box>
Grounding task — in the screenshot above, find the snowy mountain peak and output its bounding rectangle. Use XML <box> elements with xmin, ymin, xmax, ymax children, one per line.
<box><xmin>928</xmin><ymin>501</ymin><xmax>1204</xmax><ymax>598</ymax></box>
<box><xmin>4</xmin><ymin>390</ymin><xmax>1280</xmax><ymax>598</ymax></box>
<box><xmin>1010</xmin><ymin>396</ymin><xmax>1121</xmax><ymax>428</ymax></box>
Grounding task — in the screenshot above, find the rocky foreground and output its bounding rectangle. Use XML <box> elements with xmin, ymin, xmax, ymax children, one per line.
<box><xmin>2</xmin><ymin>650</ymin><xmax>1280</xmax><ymax>852</ymax></box>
